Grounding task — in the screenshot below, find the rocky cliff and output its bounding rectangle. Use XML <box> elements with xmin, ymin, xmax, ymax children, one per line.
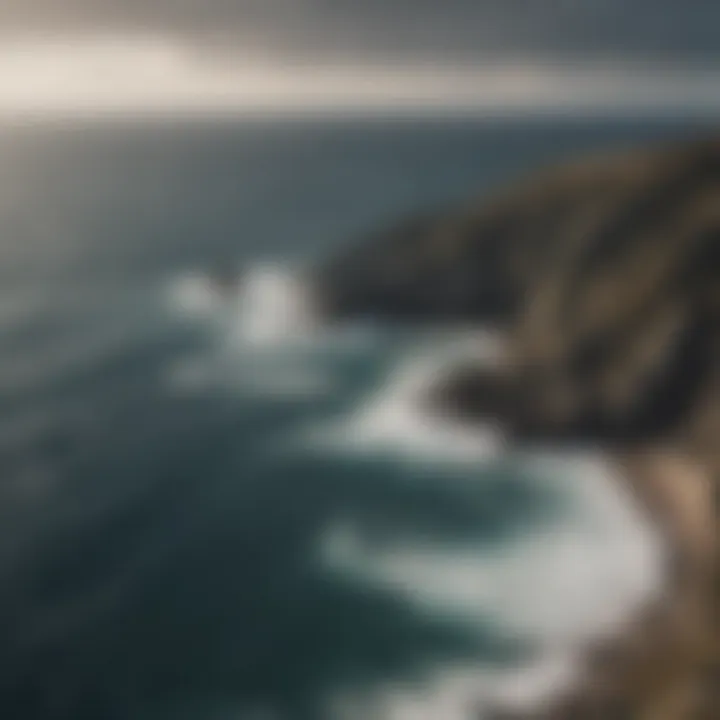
<box><xmin>317</xmin><ymin>134</ymin><xmax>720</xmax><ymax>460</ymax></box>
<box><xmin>314</xmin><ymin>133</ymin><xmax>720</xmax><ymax>718</ymax></box>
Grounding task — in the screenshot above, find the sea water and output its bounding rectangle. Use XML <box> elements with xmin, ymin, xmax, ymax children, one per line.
<box><xmin>0</xmin><ymin>115</ymin><xmax>707</xmax><ymax>719</ymax></box>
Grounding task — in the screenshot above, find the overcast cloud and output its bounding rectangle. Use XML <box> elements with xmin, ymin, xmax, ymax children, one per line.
<box><xmin>0</xmin><ymin>2</ymin><xmax>717</xmax><ymax>115</ymax></box>
<box><xmin>0</xmin><ymin>1</ymin><xmax>717</xmax><ymax>66</ymax></box>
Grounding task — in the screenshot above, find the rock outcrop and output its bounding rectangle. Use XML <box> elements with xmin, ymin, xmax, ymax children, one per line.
<box><xmin>315</xmin><ymin>132</ymin><xmax>720</xmax><ymax>718</ymax></box>
<box><xmin>317</xmin><ymin>134</ymin><xmax>720</xmax><ymax>456</ymax></box>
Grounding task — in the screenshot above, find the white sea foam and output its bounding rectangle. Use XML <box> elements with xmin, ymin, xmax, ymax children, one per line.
<box><xmin>310</xmin><ymin>338</ymin><xmax>664</xmax><ymax>646</ymax></box>
<box><xmin>169</xmin><ymin>263</ymin><xmax>666</xmax><ymax>717</ymax></box>
<box><xmin>305</xmin><ymin>333</ymin><xmax>505</xmax><ymax>463</ymax></box>
<box><xmin>165</xmin><ymin>263</ymin><xmax>373</xmax><ymax>398</ymax></box>
<box><xmin>231</xmin><ymin>263</ymin><xmax>320</xmax><ymax>346</ymax></box>
<box><xmin>326</xmin><ymin>653</ymin><xmax>579</xmax><ymax>720</ymax></box>
<box><xmin>167</xmin><ymin>263</ymin><xmax>320</xmax><ymax>340</ymax></box>
<box><xmin>168</xmin><ymin>263</ymin><xmax>504</xmax><ymax>353</ymax></box>
<box><xmin>321</xmin><ymin>463</ymin><xmax>663</xmax><ymax>642</ymax></box>
<box><xmin>166</xmin><ymin>263</ymin><xmax>500</xmax><ymax>403</ymax></box>
<box><xmin>319</xmin><ymin>450</ymin><xmax>665</xmax><ymax>718</ymax></box>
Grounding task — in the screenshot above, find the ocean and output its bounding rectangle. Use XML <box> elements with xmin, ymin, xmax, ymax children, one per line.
<box><xmin>0</xmin><ymin>114</ymin><xmax>711</xmax><ymax>720</ymax></box>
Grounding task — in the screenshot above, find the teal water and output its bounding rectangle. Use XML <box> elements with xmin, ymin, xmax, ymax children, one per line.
<box><xmin>0</xmin><ymin>115</ymin><xmax>695</xmax><ymax>719</ymax></box>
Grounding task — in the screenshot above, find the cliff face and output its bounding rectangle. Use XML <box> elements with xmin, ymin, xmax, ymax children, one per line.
<box><xmin>440</xmin><ymin>138</ymin><xmax>720</xmax><ymax>460</ymax></box>
<box><xmin>312</xmin><ymin>178</ymin><xmax>574</xmax><ymax>325</ymax></box>
<box><xmin>316</xmin><ymin>133</ymin><xmax>720</xmax><ymax>718</ymax></box>
<box><xmin>314</xmin><ymin>209</ymin><xmax>525</xmax><ymax>324</ymax></box>
<box><xmin>319</xmin><ymin>135</ymin><xmax>720</xmax><ymax>459</ymax></box>
<box><xmin>314</xmin><ymin>140</ymin><xmax>701</xmax><ymax>326</ymax></box>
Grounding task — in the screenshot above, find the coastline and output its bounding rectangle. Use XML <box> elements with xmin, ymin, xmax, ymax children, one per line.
<box><xmin>530</xmin><ymin>451</ymin><xmax>718</xmax><ymax>719</ymax></box>
<box><xmin>312</xmin><ymin>126</ymin><xmax>720</xmax><ymax>719</ymax></box>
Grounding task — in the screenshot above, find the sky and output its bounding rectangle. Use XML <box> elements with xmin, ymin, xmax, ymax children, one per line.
<box><xmin>0</xmin><ymin>1</ymin><xmax>718</xmax><ymax>115</ymax></box>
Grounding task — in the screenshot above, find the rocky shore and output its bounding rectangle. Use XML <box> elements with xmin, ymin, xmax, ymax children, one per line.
<box><xmin>524</xmin><ymin>452</ymin><xmax>718</xmax><ymax>719</ymax></box>
<box><xmin>314</xmin><ymin>133</ymin><xmax>720</xmax><ymax>718</ymax></box>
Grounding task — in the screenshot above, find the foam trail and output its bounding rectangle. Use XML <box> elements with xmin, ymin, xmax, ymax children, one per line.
<box><xmin>327</xmin><ymin>654</ymin><xmax>579</xmax><ymax>720</ymax></box>
<box><xmin>323</xmin><ymin>452</ymin><xmax>662</xmax><ymax>642</ymax></box>
<box><xmin>305</xmin><ymin>334</ymin><xmax>505</xmax><ymax>463</ymax></box>
<box><xmin>320</xmin><ymin>453</ymin><xmax>666</xmax><ymax>718</ymax></box>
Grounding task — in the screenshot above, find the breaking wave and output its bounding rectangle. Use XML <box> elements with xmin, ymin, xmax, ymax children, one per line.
<box><xmin>165</xmin><ymin>263</ymin><xmax>374</xmax><ymax>398</ymax></box>
<box><xmin>165</xmin><ymin>262</ymin><xmax>666</xmax><ymax>719</ymax></box>
<box><xmin>318</xmin><ymin>451</ymin><xmax>665</xmax><ymax>718</ymax></box>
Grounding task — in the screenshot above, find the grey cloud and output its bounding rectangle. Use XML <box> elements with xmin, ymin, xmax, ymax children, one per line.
<box><xmin>0</xmin><ymin>1</ymin><xmax>718</xmax><ymax>65</ymax></box>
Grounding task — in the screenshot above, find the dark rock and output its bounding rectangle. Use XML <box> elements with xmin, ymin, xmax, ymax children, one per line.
<box><xmin>313</xmin><ymin>133</ymin><xmax>720</xmax><ymax>717</ymax></box>
<box><xmin>318</xmin><ymin>133</ymin><xmax>720</xmax><ymax>451</ymax></box>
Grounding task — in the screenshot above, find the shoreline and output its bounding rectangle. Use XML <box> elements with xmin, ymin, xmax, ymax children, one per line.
<box><xmin>528</xmin><ymin>450</ymin><xmax>717</xmax><ymax>719</ymax></box>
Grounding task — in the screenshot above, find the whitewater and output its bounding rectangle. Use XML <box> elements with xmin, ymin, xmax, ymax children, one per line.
<box><xmin>166</xmin><ymin>263</ymin><xmax>667</xmax><ymax>719</ymax></box>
